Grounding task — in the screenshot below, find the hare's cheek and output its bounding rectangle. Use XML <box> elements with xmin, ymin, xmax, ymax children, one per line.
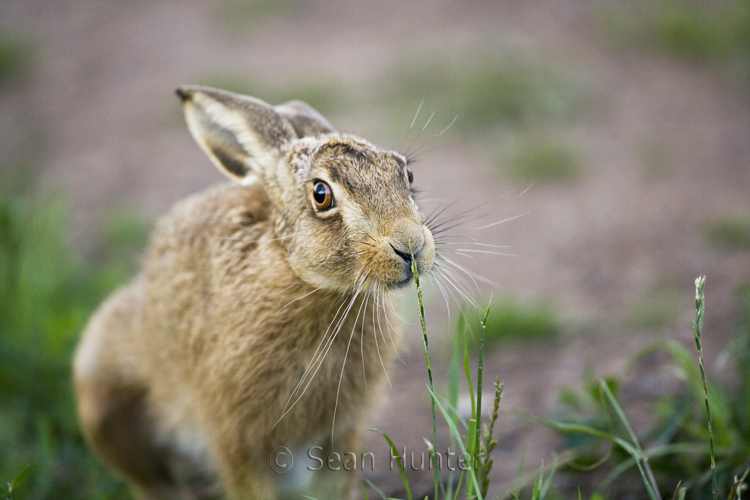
<box><xmin>417</xmin><ymin>228</ymin><xmax>436</xmax><ymax>276</ymax></box>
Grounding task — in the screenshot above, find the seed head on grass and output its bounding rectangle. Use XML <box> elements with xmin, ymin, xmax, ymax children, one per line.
<box><xmin>692</xmin><ymin>275</ymin><xmax>717</xmax><ymax>500</ymax></box>
<box><xmin>410</xmin><ymin>242</ymin><xmax>440</xmax><ymax>499</ymax></box>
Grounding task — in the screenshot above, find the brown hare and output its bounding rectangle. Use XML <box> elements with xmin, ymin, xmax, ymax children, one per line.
<box><xmin>74</xmin><ymin>85</ymin><xmax>436</xmax><ymax>500</ymax></box>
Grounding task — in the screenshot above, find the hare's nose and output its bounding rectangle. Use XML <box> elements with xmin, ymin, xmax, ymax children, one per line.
<box><xmin>388</xmin><ymin>225</ymin><xmax>425</xmax><ymax>263</ymax></box>
<box><xmin>390</xmin><ymin>243</ymin><xmax>421</xmax><ymax>264</ymax></box>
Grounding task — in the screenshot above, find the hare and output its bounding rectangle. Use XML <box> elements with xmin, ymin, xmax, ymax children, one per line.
<box><xmin>73</xmin><ymin>85</ymin><xmax>436</xmax><ymax>500</ymax></box>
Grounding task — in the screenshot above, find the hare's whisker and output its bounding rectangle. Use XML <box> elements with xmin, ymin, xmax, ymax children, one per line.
<box><xmin>404</xmin><ymin>108</ymin><xmax>435</xmax><ymax>157</ymax></box>
<box><xmin>432</xmin><ymin>275</ymin><xmax>452</xmax><ymax>318</ymax></box>
<box><xmin>273</xmin><ymin>288</ymin><xmax>361</xmax><ymax>431</ymax></box>
<box><xmin>407</xmin><ymin>115</ymin><xmax>458</xmax><ymax>160</ymax></box>
<box><xmin>440</xmin><ymin>257</ymin><xmax>482</xmax><ymax>294</ymax></box>
<box><xmin>331</xmin><ymin>269</ymin><xmax>373</xmax><ymax>441</ymax></box>
<box><xmin>436</xmin><ymin>248</ymin><xmax>477</xmax><ymax>264</ymax></box>
<box><xmin>279</xmin><ymin>279</ymin><xmax>359</xmax><ymax>411</ymax></box>
<box><xmin>398</xmin><ymin>97</ymin><xmax>424</xmax><ymax>154</ymax></box>
<box><xmin>275</xmin><ymin>285</ymin><xmax>325</xmax><ymax>315</ymax></box>
<box><xmin>360</xmin><ymin>290</ymin><xmax>369</xmax><ymax>388</ymax></box>
<box><xmin>435</xmin><ymin>241</ymin><xmax>512</xmax><ymax>249</ymax></box>
<box><xmin>433</xmin><ymin>265</ymin><xmax>477</xmax><ymax>309</ymax></box>
<box><xmin>277</xmin><ymin>292</ymin><xmax>351</xmax><ymax>419</ymax></box>
<box><xmin>442</xmin><ymin>257</ymin><xmax>502</xmax><ymax>289</ymax></box>
<box><xmin>371</xmin><ymin>283</ymin><xmax>392</xmax><ymax>388</ymax></box>
<box><xmin>473</xmin><ymin>212</ymin><xmax>528</xmax><ymax>231</ymax></box>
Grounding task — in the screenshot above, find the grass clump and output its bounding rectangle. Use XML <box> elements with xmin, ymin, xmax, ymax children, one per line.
<box><xmin>2</xmin><ymin>466</ymin><xmax>30</xmax><ymax>500</ymax></box>
<box><xmin>626</xmin><ymin>288</ymin><xmax>684</xmax><ymax>331</ymax></box>
<box><xmin>218</xmin><ymin>0</ymin><xmax>306</xmax><ymax>28</ymax></box>
<box><xmin>382</xmin><ymin>56</ymin><xmax>580</xmax><ymax>134</ymax></box>
<box><xmin>536</xmin><ymin>278</ymin><xmax>750</xmax><ymax>499</ymax></box>
<box><xmin>601</xmin><ymin>1</ymin><xmax>750</xmax><ymax>63</ymax></box>
<box><xmin>0</xmin><ymin>177</ymin><xmax>148</xmax><ymax>499</ymax></box>
<box><xmin>703</xmin><ymin>213</ymin><xmax>750</xmax><ymax>249</ymax></box>
<box><xmin>465</xmin><ymin>296</ymin><xmax>562</xmax><ymax>346</ymax></box>
<box><xmin>503</xmin><ymin>135</ymin><xmax>584</xmax><ymax>183</ymax></box>
<box><xmin>0</xmin><ymin>31</ymin><xmax>34</xmax><ymax>84</ymax></box>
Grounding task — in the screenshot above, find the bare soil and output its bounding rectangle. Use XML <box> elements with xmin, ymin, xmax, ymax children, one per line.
<box><xmin>1</xmin><ymin>0</ymin><xmax>749</xmax><ymax>497</ymax></box>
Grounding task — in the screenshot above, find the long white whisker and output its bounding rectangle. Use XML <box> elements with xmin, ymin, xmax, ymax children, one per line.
<box><xmin>473</xmin><ymin>212</ymin><xmax>529</xmax><ymax>231</ymax></box>
<box><xmin>372</xmin><ymin>283</ymin><xmax>393</xmax><ymax>388</ymax></box>
<box><xmin>332</xmin><ymin>269</ymin><xmax>373</xmax><ymax>441</ymax></box>
<box><xmin>277</xmin><ymin>291</ymin><xmax>351</xmax><ymax>418</ymax></box>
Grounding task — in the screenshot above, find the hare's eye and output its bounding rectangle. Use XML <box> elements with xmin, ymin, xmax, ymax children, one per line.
<box><xmin>312</xmin><ymin>181</ymin><xmax>334</xmax><ymax>210</ymax></box>
<box><xmin>406</xmin><ymin>168</ymin><xmax>414</xmax><ymax>185</ymax></box>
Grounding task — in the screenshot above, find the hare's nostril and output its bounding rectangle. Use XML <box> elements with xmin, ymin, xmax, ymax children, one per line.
<box><xmin>390</xmin><ymin>243</ymin><xmax>420</xmax><ymax>264</ymax></box>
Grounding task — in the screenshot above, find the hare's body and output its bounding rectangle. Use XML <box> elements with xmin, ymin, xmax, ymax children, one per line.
<box><xmin>75</xmin><ymin>87</ymin><xmax>434</xmax><ymax>500</ymax></box>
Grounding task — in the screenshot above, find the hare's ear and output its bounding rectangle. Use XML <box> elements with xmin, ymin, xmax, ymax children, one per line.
<box><xmin>176</xmin><ymin>85</ymin><xmax>296</xmax><ymax>184</ymax></box>
<box><xmin>275</xmin><ymin>100</ymin><xmax>335</xmax><ymax>138</ymax></box>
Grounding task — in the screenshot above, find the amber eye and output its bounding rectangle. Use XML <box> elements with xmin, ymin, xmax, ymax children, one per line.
<box><xmin>406</xmin><ymin>167</ymin><xmax>414</xmax><ymax>185</ymax></box>
<box><xmin>312</xmin><ymin>181</ymin><xmax>334</xmax><ymax>210</ymax></box>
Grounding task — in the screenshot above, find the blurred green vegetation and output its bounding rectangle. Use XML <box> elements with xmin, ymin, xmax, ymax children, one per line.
<box><xmin>549</xmin><ymin>283</ymin><xmax>750</xmax><ymax>499</ymax></box>
<box><xmin>703</xmin><ymin>213</ymin><xmax>750</xmax><ymax>249</ymax></box>
<box><xmin>0</xmin><ymin>171</ymin><xmax>149</xmax><ymax>499</ymax></box>
<box><xmin>218</xmin><ymin>0</ymin><xmax>306</xmax><ymax>28</ymax></box>
<box><xmin>634</xmin><ymin>136</ymin><xmax>670</xmax><ymax>179</ymax></box>
<box><xmin>625</xmin><ymin>286</ymin><xmax>684</xmax><ymax>331</ymax></box>
<box><xmin>464</xmin><ymin>295</ymin><xmax>562</xmax><ymax>346</ymax></box>
<box><xmin>502</xmin><ymin>134</ymin><xmax>584</xmax><ymax>183</ymax></box>
<box><xmin>380</xmin><ymin>56</ymin><xmax>581</xmax><ymax>135</ymax></box>
<box><xmin>0</xmin><ymin>31</ymin><xmax>34</xmax><ymax>84</ymax></box>
<box><xmin>601</xmin><ymin>0</ymin><xmax>750</xmax><ymax>64</ymax></box>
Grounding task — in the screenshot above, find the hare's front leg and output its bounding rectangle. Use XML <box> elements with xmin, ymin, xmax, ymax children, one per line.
<box><xmin>217</xmin><ymin>451</ymin><xmax>277</xmax><ymax>500</ymax></box>
<box><xmin>304</xmin><ymin>428</ymin><xmax>362</xmax><ymax>500</ymax></box>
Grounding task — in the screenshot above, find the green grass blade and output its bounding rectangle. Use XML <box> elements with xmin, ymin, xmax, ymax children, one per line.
<box><xmin>436</xmin><ymin>393</ymin><xmax>468</xmax><ymax>428</ymax></box>
<box><xmin>450</xmin><ymin>315</ymin><xmax>463</xmax><ymax>422</ymax></box>
<box><xmin>532</xmin><ymin>460</ymin><xmax>544</xmax><ymax>500</ymax></box>
<box><xmin>410</xmin><ymin>243</ymin><xmax>440</xmax><ymax>499</ymax></box>
<box><xmin>369</xmin><ymin>429</ymin><xmax>412</xmax><ymax>500</ymax></box>
<box><xmin>599</xmin><ymin>379</ymin><xmax>661</xmax><ymax>500</ymax></box>
<box><xmin>540</xmin><ymin>456</ymin><xmax>558</xmax><ymax>499</ymax></box>
<box><xmin>514</xmin><ymin>448</ymin><xmax>526</xmax><ymax>499</ymax></box>
<box><xmin>10</xmin><ymin>466</ymin><xmax>30</xmax><ymax>492</ymax></box>
<box><xmin>475</xmin><ymin>303</ymin><xmax>491</xmax><ymax>473</ymax></box>
<box><xmin>452</xmin><ymin>469</ymin><xmax>467</xmax><ymax>500</ymax></box>
<box><xmin>600</xmin><ymin>442</ymin><xmax>708</xmax><ymax>490</ymax></box>
<box><xmin>362</xmin><ymin>480</ymin><xmax>370</xmax><ymax>500</ymax></box>
<box><xmin>692</xmin><ymin>275</ymin><xmax>717</xmax><ymax>500</ymax></box>
<box><xmin>427</xmin><ymin>385</ymin><xmax>484</xmax><ymax>500</ymax></box>
<box><xmin>466</xmin><ymin>418</ymin><xmax>477</xmax><ymax>498</ymax></box>
<box><xmin>463</xmin><ymin>318</ymin><xmax>476</xmax><ymax>420</ymax></box>
<box><xmin>362</xmin><ymin>478</ymin><xmax>392</xmax><ymax>500</ymax></box>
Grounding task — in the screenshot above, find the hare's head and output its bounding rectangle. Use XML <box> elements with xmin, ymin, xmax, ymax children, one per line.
<box><xmin>177</xmin><ymin>85</ymin><xmax>435</xmax><ymax>294</ymax></box>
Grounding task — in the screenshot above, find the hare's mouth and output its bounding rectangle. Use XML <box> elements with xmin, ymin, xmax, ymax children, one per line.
<box><xmin>388</xmin><ymin>262</ymin><xmax>421</xmax><ymax>290</ymax></box>
<box><xmin>390</xmin><ymin>276</ymin><xmax>413</xmax><ymax>289</ymax></box>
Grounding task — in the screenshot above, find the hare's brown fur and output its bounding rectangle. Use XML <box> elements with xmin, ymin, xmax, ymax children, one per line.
<box><xmin>74</xmin><ymin>87</ymin><xmax>435</xmax><ymax>500</ymax></box>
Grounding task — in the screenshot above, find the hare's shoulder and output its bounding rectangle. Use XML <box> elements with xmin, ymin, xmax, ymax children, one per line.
<box><xmin>199</xmin><ymin>182</ymin><xmax>273</xmax><ymax>228</ymax></box>
<box><xmin>151</xmin><ymin>183</ymin><xmax>273</xmax><ymax>255</ymax></box>
<box><xmin>170</xmin><ymin>183</ymin><xmax>272</xmax><ymax>229</ymax></box>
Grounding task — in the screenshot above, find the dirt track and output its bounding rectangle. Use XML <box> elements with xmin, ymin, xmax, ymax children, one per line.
<box><xmin>1</xmin><ymin>0</ymin><xmax>749</xmax><ymax>497</ymax></box>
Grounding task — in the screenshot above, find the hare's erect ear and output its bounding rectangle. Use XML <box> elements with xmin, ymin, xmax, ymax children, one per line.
<box><xmin>275</xmin><ymin>100</ymin><xmax>335</xmax><ymax>138</ymax></box>
<box><xmin>176</xmin><ymin>85</ymin><xmax>296</xmax><ymax>184</ymax></box>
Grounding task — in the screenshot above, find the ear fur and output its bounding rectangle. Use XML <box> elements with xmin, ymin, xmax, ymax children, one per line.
<box><xmin>176</xmin><ymin>85</ymin><xmax>297</xmax><ymax>184</ymax></box>
<box><xmin>274</xmin><ymin>100</ymin><xmax>335</xmax><ymax>138</ymax></box>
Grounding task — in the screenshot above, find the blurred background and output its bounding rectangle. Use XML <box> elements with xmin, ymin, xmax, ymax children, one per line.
<box><xmin>1</xmin><ymin>0</ymin><xmax>749</xmax><ymax>499</ymax></box>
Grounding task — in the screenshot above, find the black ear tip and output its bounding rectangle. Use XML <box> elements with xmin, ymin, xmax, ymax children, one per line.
<box><xmin>175</xmin><ymin>86</ymin><xmax>192</xmax><ymax>101</ymax></box>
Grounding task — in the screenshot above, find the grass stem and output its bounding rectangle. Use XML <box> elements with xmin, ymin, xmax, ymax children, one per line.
<box><xmin>411</xmin><ymin>243</ymin><xmax>439</xmax><ymax>499</ymax></box>
<box><xmin>692</xmin><ymin>275</ymin><xmax>718</xmax><ymax>500</ymax></box>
